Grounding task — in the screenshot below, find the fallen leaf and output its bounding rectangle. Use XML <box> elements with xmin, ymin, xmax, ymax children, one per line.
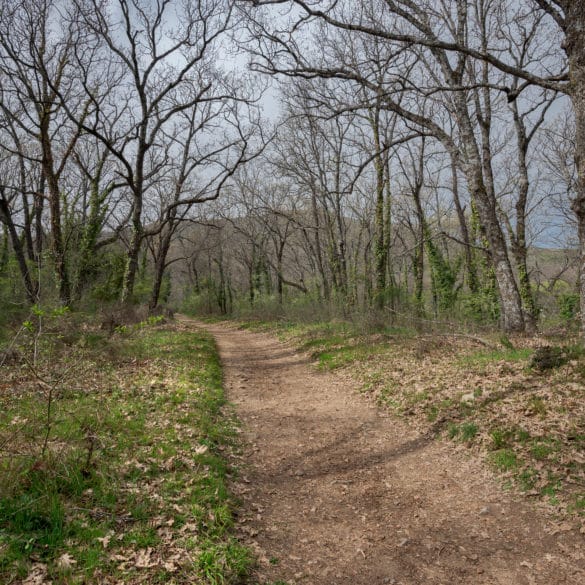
<box><xmin>97</xmin><ymin>534</ymin><xmax>112</xmax><ymax>549</ymax></box>
<box><xmin>22</xmin><ymin>563</ymin><xmax>49</xmax><ymax>585</ymax></box>
<box><xmin>134</xmin><ymin>547</ymin><xmax>157</xmax><ymax>568</ymax></box>
<box><xmin>57</xmin><ymin>553</ymin><xmax>77</xmax><ymax>569</ymax></box>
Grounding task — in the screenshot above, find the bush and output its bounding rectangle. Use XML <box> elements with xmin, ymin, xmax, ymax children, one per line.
<box><xmin>558</xmin><ymin>293</ymin><xmax>579</xmax><ymax>323</ymax></box>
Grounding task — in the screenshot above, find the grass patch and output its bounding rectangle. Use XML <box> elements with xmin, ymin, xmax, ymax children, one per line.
<box><xmin>530</xmin><ymin>437</ymin><xmax>560</xmax><ymax>460</ymax></box>
<box><xmin>518</xmin><ymin>467</ymin><xmax>538</xmax><ymax>491</ymax></box>
<box><xmin>198</xmin><ymin>538</ymin><xmax>252</xmax><ymax>585</ymax></box>
<box><xmin>0</xmin><ymin>318</ymin><xmax>251</xmax><ymax>584</ymax></box>
<box><xmin>313</xmin><ymin>342</ymin><xmax>389</xmax><ymax>371</ymax></box>
<box><xmin>447</xmin><ymin>422</ymin><xmax>479</xmax><ymax>443</ymax></box>
<box><xmin>491</xmin><ymin>449</ymin><xmax>519</xmax><ymax>471</ymax></box>
<box><xmin>457</xmin><ymin>347</ymin><xmax>532</xmax><ymax>367</ymax></box>
<box><xmin>490</xmin><ymin>428</ymin><xmax>515</xmax><ymax>450</ymax></box>
<box><xmin>541</xmin><ymin>475</ymin><xmax>562</xmax><ymax>505</ymax></box>
<box><xmin>569</xmin><ymin>495</ymin><xmax>585</xmax><ymax>515</ymax></box>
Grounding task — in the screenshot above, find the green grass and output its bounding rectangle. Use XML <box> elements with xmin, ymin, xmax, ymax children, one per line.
<box><xmin>0</xmin><ymin>320</ymin><xmax>251</xmax><ymax>584</ymax></box>
<box><xmin>313</xmin><ymin>342</ymin><xmax>389</xmax><ymax>370</ymax></box>
<box><xmin>490</xmin><ymin>428</ymin><xmax>514</xmax><ymax>450</ymax></box>
<box><xmin>518</xmin><ymin>467</ymin><xmax>538</xmax><ymax>491</ymax></box>
<box><xmin>447</xmin><ymin>422</ymin><xmax>479</xmax><ymax>443</ymax></box>
<box><xmin>491</xmin><ymin>449</ymin><xmax>519</xmax><ymax>471</ymax></box>
<box><xmin>244</xmin><ymin>318</ymin><xmax>393</xmax><ymax>371</ymax></box>
<box><xmin>541</xmin><ymin>475</ymin><xmax>562</xmax><ymax>505</ymax></box>
<box><xmin>527</xmin><ymin>396</ymin><xmax>548</xmax><ymax>417</ymax></box>
<box><xmin>198</xmin><ymin>538</ymin><xmax>252</xmax><ymax>585</ymax></box>
<box><xmin>569</xmin><ymin>495</ymin><xmax>585</xmax><ymax>515</ymax></box>
<box><xmin>530</xmin><ymin>437</ymin><xmax>560</xmax><ymax>460</ymax></box>
<box><xmin>457</xmin><ymin>347</ymin><xmax>532</xmax><ymax>368</ymax></box>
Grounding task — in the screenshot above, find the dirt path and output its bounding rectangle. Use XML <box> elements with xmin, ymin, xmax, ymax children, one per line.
<box><xmin>195</xmin><ymin>319</ymin><xmax>584</xmax><ymax>585</ymax></box>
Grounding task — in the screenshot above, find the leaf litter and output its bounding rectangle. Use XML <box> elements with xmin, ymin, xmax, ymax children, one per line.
<box><xmin>0</xmin><ymin>321</ymin><xmax>246</xmax><ymax>584</ymax></box>
<box><xmin>206</xmin><ymin>319</ymin><xmax>585</xmax><ymax>585</ymax></box>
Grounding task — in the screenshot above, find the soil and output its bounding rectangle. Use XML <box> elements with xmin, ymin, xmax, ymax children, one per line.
<box><xmin>196</xmin><ymin>319</ymin><xmax>585</xmax><ymax>585</ymax></box>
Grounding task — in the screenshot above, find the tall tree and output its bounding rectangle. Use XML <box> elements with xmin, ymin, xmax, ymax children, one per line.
<box><xmin>242</xmin><ymin>0</ymin><xmax>585</xmax><ymax>331</ymax></box>
<box><xmin>0</xmin><ymin>0</ymin><xmax>90</xmax><ymax>304</ymax></box>
<box><xmin>69</xmin><ymin>0</ymin><xmax>252</xmax><ymax>303</ymax></box>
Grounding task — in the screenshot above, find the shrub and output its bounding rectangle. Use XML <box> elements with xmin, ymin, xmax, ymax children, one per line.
<box><xmin>558</xmin><ymin>293</ymin><xmax>579</xmax><ymax>323</ymax></box>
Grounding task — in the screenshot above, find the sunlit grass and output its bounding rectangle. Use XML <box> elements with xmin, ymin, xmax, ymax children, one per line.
<box><xmin>0</xmin><ymin>321</ymin><xmax>251</xmax><ymax>584</ymax></box>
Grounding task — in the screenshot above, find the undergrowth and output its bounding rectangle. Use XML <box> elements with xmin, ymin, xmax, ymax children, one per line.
<box><xmin>0</xmin><ymin>315</ymin><xmax>251</xmax><ymax>583</ymax></box>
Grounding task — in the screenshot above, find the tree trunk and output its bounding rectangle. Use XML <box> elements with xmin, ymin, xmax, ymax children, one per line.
<box><xmin>370</xmin><ymin>106</ymin><xmax>387</xmax><ymax>307</ymax></box>
<box><xmin>0</xmin><ymin>194</ymin><xmax>38</xmax><ymax>303</ymax></box>
<box><xmin>566</xmin><ymin>2</ymin><xmax>585</xmax><ymax>334</ymax></box>
<box><xmin>19</xmin><ymin>155</ymin><xmax>35</xmax><ymax>263</ymax></box>
<box><xmin>450</xmin><ymin>154</ymin><xmax>478</xmax><ymax>293</ymax></box>
<box><xmin>384</xmin><ymin>155</ymin><xmax>396</xmax><ymax>310</ymax></box>
<box><xmin>34</xmin><ymin>178</ymin><xmax>45</xmax><ymax>261</ymax></box>
<box><xmin>454</xmin><ymin>96</ymin><xmax>525</xmax><ymax>332</ymax></box>
<box><xmin>412</xmin><ymin>195</ymin><xmax>425</xmax><ymax>315</ymax></box>
<box><xmin>41</xmin><ymin>121</ymin><xmax>71</xmax><ymax>305</ymax></box>
<box><xmin>73</xmin><ymin>161</ymin><xmax>111</xmax><ymax>299</ymax></box>
<box><xmin>467</xmin><ymin>168</ymin><xmax>525</xmax><ymax>332</ymax></box>
<box><xmin>249</xmin><ymin>243</ymin><xmax>256</xmax><ymax>307</ymax></box>
<box><xmin>121</xmin><ymin>222</ymin><xmax>142</xmax><ymax>304</ymax></box>
<box><xmin>148</xmin><ymin>232</ymin><xmax>172</xmax><ymax>312</ymax></box>
<box><xmin>0</xmin><ymin>225</ymin><xmax>7</xmax><ymax>272</ymax></box>
<box><xmin>510</xmin><ymin>101</ymin><xmax>538</xmax><ymax>333</ymax></box>
<box><xmin>121</xmin><ymin>182</ymin><xmax>144</xmax><ymax>304</ymax></box>
<box><xmin>121</xmin><ymin>130</ymin><xmax>148</xmax><ymax>304</ymax></box>
<box><xmin>149</xmin><ymin>257</ymin><xmax>165</xmax><ymax>312</ymax></box>
<box><xmin>310</xmin><ymin>187</ymin><xmax>329</xmax><ymax>301</ymax></box>
<box><xmin>276</xmin><ymin>243</ymin><xmax>284</xmax><ymax>305</ymax></box>
<box><xmin>148</xmin><ymin>209</ymin><xmax>179</xmax><ymax>312</ymax></box>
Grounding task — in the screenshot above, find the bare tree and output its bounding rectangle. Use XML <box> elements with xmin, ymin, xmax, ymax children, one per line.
<box><xmin>0</xmin><ymin>0</ymin><xmax>93</xmax><ymax>304</ymax></box>
<box><xmin>241</xmin><ymin>0</ymin><xmax>585</xmax><ymax>331</ymax></box>
<box><xmin>66</xmin><ymin>0</ymin><xmax>260</xmax><ymax>303</ymax></box>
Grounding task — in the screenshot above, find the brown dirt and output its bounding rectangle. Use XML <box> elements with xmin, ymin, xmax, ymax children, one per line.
<box><xmin>197</xmin><ymin>319</ymin><xmax>585</xmax><ymax>585</ymax></box>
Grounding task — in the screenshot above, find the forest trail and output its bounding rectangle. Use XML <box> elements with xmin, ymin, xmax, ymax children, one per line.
<box><xmin>188</xmin><ymin>318</ymin><xmax>585</xmax><ymax>585</ymax></box>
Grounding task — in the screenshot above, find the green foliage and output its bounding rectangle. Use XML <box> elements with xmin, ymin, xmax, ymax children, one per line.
<box><xmin>518</xmin><ymin>468</ymin><xmax>538</xmax><ymax>491</ymax></box>
<box><xmin>491</xmin><ymin>449</ymin><xmax>518</xmax><ymax>471</ymax></box>
<box><xmin>0</xmin><ymin>322</ymin><xmax>250</xmax><ymax>583</ymax></box>
<box><xmin>373</xmin><ymin>283</ymin><xmax>408</xmax><ymax>311</ymax></box>
<box><xmin>181</xmin><ymin>276</ymin><xmax>233</xmax><ymax>316</ymax></box>
<box><xmin>457</xmin><ymin>210</ymin><xmax>501</xmax><ymax>324</ymax></box>
<box><xmin>499</xmin><ymin>335</ymin><xmax>514</xmax><ymax>350</ymax></box>
<box><xmin>0</xmin><ymin>259</ymin><xmax>31</xmax><ymax>342</ymax></box>
<box><xmin>490</xmin><ymin>428</ymin><xmax>515</xmax><ymax>450</ymax></box>
<box><xmin>447</xmin><ymin>422</ymin><xmax>479</xmax><ymax>443</ymax></box>
<box><xmin>459</xmin><ymin>288</ymin><xmax>500</xmax><ymax>325</ymax></box>
<box><xmin>558</xmin><ymin>293</ymin><xmax>579</xmax><ymax>322</ymax></box>
<box><xmin>90</xmin><ymin>251</ymin><xmax>126</xmax><ymax>302</ymax></box>
<box><xmin>197</xmin><ymin>538</ymin><xmax>252</xmax><ymax>585</ymax></box>
<box><xmin>458</xmin><ymin>347</ymin><xmax>532</xmax><ymax>367</ymax></box>
<box><xmin>423</xmin><ymin>225</ymin><xmax>461</xmax><ymax>312</ymax></box>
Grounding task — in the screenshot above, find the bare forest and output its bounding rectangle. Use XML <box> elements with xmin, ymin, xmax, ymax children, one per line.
<box><xmin>2</xmin><ymin>3</ymin><xmax>585</xmax><ymax>584</ymax></box>
<box><xmin>0</xmin><ymin>0</ymin><xmax>583</xmax><ymax>334</ymax></box>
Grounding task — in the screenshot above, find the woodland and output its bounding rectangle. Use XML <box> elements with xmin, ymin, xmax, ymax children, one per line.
<box><xmin>0</xmin><ymin>0</ymin><xmax>583</xmax><ymax>334</ymax></box>
<box><xmin>1</xmin><ymin>2</ymin><xmax>585</xmax><ymax>584</ymax></box>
